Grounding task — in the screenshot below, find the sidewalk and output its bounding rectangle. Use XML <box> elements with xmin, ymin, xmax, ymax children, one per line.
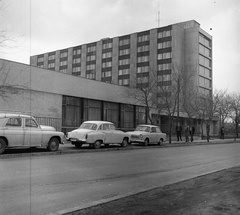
<box><xmin>167</xmin><ymin>136</ymin><xmax>240</xmax><ymax>145</ymax></box>
<box><xmin>63</xmin><ymin>166</ymin><xmax>240</xmax><ymax>215</ymax></box>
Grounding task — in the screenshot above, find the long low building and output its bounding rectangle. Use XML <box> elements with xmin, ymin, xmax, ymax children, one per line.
<box><xmin>0</xmin><ymin>59</ymin><xmax>218</xmax><ymax>135</ymax></box>
<box><xmin>0</xmin><ymin>59</ymin><xmax>147</xmax><ymax>134</ymax></box>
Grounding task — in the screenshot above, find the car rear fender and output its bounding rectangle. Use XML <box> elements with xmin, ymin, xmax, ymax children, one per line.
<box><xmin>87</xmin><ymin>132</ymin><xmax>105</xmax><ymax>144</ymax></box>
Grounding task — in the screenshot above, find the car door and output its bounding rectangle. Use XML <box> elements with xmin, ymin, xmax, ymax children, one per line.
<box><xmin>156</xmin><ymin>127</ymin><xmax>163</xmax><ymax>141</ymax></box>
<box><xmin>109</xmin><ymin>124</ymin><xmax>122</xmax><ymax>143</ymax></box>
<box><xmin>102</xmin><ymin>124</ymin><xmax>114</xmax><ymax>144</ymax></box>
<box><xmin>150</xmin><ymin>127</ymin><xmax>158</xmax><ymax>143</ymax></box>
<box><xmin>4</xmin><ymin>117</ymin><xmax>24</xmax><ymax>146</ymax></box>
<box><xmin>23</xmin><ymin>117</ymin><xmax>43</xmax><ymax>146</ymax></box>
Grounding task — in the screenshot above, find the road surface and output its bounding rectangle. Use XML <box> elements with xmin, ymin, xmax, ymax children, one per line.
<box><xmin>0</xmin><ymin>142</ymin><xmax>240</xmax><ymax>215</ymax></box>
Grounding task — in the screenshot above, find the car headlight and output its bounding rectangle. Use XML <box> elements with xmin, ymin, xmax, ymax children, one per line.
<box><xmin>139</xmin><ymin>134</ymin><xmax>143</xmax><ymax>140</ymax></box>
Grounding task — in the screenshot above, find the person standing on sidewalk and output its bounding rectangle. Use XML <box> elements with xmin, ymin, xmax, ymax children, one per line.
<box><xmin>190</xmin><ymin>126</ymin><xmax>195</xmax><ymax>142</ymax></box>
<box><xmin>176</xmin><ymin>122</ymin><xmax>182</xmax><ymax>141</ymax></box>
<box><xmin>185</xmin><ymin>124</ymin><xmax>190</xmax><ymax>142</ymax></box>
<box><xmin>220</xmin><ymin>126</ymin><xmax>225</xmax><ymax>139</ymax></box>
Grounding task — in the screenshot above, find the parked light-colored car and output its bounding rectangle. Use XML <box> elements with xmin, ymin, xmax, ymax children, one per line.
<box><xmin>127</xmin><ymin>125</ymin><xmax>166</xmax><ymax>146</ymax></box>
<box><xmin>0</xmin><ymin>113</ymin><xmax>65</xmax><ymax>154</ymax></box>
<box><xmin>66</xmin><ymin>121</ymin><xmax>130</xmax><ymax>149</ymax></box>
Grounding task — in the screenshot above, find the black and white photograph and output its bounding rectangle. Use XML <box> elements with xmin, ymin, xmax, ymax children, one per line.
<box><xmin>0</xmin><ymin>0</ymin><xmax>240</xmax><ymax>214</ymax></box>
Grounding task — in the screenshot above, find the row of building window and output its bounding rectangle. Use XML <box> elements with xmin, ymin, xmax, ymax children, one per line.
<box><xmin>62</xmin><ymin>96</ymin><xmax>146</xmax><ymax>133</ymax></box>
<box><xmin>199</xmin><ymin>44</ymin><xmax>211</xmax><ymax>58</ymax></box>
<box><xmin>199</xmin><ymin>76</ymin><xmax>211</xmax><ymax>88</ymax></box>
<box><xmin>37</xmin><ymin>30</ymin><xmax>173</xmax><ymax>64</ymax></box>
<box><xmin>199</xmin><ymin>55</ymin><xmax>212</xmax><ymax>68</ymax></box>
<box><xmin>199</xmin><ymin>33</ymin><xmax>211</xmax><ymax>48</ymax></box>
<box><xmin>42</xmin><ymin>49</ymin><xmax>172</xmax><ymax>70</ymax></box>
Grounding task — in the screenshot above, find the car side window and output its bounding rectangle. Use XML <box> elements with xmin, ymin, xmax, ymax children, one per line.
<box><xmin>151</xmin><ymin>127</ymin><xmax>156</xmax><ymax>133</ymax></box>
<box><xmin>109</xmin><ymin>124</ymin><xmax>116</xmax><ymax>130</ymax></box>
<box><xmin>145</xmin><ymin>127</ymin><xmax>150</xmax><ymax>132</ymax></box>
<box><xmin>25</xmin><ymin>118</ymin><xmax>38</xmax><ymax>128</ymax></box>
<box><xmin>103</xmin><ymin>124</ymin><xmax>110</xmax><ymax>130</ymax></box>
<box><xmin>6</xmin><ymin>118</ymin><xmax>22</xmax><ymax>127</ymax></box>
<box><xmin>98</xmin><ymin>125</ymin><xmax>103</xmax><ymax>130</ymax></box>
<box><xmin>156</xmin><ymin>127</ymin><xmax>161</xmax><ymax>133</ymax></box>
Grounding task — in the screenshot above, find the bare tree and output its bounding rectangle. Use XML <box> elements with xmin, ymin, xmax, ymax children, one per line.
<box><xmin>0</xmin><ymin>62</ymin><xmax>29</xmax><ymax>101</ymax></box>
<box><xmin>157</xmin><ymin>69</ymin><xmax>179</xmax><ymax>143</ymax></box>
<box><xmin>180</xmin><ymin>64</ymin><xmax>199</xmax><ymax>126</ymax></box>
<box><xmin>229</xmin><ymin>93</ymin><xmax>240</xmax><ymax>139</ymax></box>
<box><xmin>197</xmin><ymin>89</ymin><xmax>220</xmax><ymax>142</ymax></box>
<box><xmin>215</xmin><ymin>89</ymin><xmax>231</xmax><ymax>129</ymax></box>
<box><xmin>126</xmin><ymin>67</ymin><xmax>159</xmax><ymax>125</ymax></box>
<box><xmin>0</xmin><ymin>1</ymin><xmax>28</xmax><ymax>101</ymax></box>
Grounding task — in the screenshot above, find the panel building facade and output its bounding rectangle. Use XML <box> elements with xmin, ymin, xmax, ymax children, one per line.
<box><xmin>29</xmin><ymin>20</ymin><xmax>215</xmax><ymax>134</ymax></box>
<box><xmin>30</xmin><ymin>20</ymin><xmax>212</xmax><ymax>97</ymax></box>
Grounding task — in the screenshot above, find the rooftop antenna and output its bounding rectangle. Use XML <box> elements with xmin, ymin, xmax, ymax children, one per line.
<box><xmin>158</xmin><ymin>11</ymin><xmax>160</xmax><ymax>27</ymax></box>
<box><xmin>157</xmin><ymin>0</ymin><xmax>161</xmax><ymax>28</ymax></box>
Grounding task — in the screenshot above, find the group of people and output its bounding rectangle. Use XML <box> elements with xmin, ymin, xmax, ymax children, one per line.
<box><xmin>176</xmin><ymin>122</ymin><xmax>195</xmax><ymax>142</ymax></box>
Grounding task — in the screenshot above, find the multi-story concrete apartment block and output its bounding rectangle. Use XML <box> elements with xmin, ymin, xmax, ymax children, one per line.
<box><xmin>30</xmin><ymin>20</ymin><xmax>214</xmax><ymax>133</ymax></box>
<box><xmin>30</xmin><ymin>20</ymin><xmax>212</xmax><ymax>97</ymax></box>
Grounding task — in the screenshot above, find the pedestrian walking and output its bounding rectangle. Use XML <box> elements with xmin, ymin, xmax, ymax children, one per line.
<box><xmin>220</xmin><ymin>126</ymin><xmax>225</xmax><ymax>139</ymax></box>
<box><xmin>185</xmin><ymin>124</ymin><xmax>190</xmax><ymax>142</ymax></box>
<box><xmin>190</xmin><ymin>126</ymin><xmax>195</xmax><ymax>142</ymax></box>
<box><xmin>176</xmin><ymin>122</ymin><xmax>182</xmax><ymax>141</ymax></box>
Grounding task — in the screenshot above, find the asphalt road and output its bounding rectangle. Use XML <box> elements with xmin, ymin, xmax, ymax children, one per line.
<box><xmin>0</xmin><ymin>141</ymin><xmax>240</xmax><ymax>215</ymax></box>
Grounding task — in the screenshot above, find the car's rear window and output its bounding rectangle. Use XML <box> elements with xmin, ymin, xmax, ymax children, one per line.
<box><xmin>80</xmin><ymin>123</ymin><xmax>97</xmax><ymax>130</ymax></box>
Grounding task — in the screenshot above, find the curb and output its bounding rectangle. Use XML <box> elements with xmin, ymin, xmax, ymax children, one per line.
<box><xmin>1</xmin><ymin>139</ymin><xmax>240</xmax><ymax>159</ymax></box>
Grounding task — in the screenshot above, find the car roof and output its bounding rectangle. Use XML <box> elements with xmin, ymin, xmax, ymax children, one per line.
<box><xmin>83</xmin><ymin>121</ymin><xmax>113</xmax><ymax>125</ymax></box>
<box><xmin>0</xmin><ymin>113</ymin><xmax>33</xmax><ymax>119</ymax></box>
<box><xmin>137</xmin><ymin>124</ymin><xmax>159</xmax><ymax>128</ymax></box>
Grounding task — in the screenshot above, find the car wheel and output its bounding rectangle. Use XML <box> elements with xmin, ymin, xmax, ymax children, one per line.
<box><xmin>121</xmin><ymin>138</ymin><xmax>128</xmax><ymax>147</ymax></box>
<box><xmin>93</xmin><ymin>140</ymin><xmax>101</xmax><ymax>149</ymax></box>
<box><xmin>0</xmin><ymin>138</ymin><xmax>7</xmax><ymax>154</ymax></box>
<box><xmin>75</xmin><ymin>143</ymin><xmax>82</xmax><ymax>148</ymax></box>
<box><xmin>47</xmin><ymin>137</ymin><xmax>59</xmax><ymax>151</ymax></box>
<box><xmin>158</xmin><ymin>138</ymin><xmax>163</xmax><ymax>145</ymax></box>
<box><xmin>143</xmin><ymin>138</ymin><xmax>149</xmax><ymax>146</ymax></box>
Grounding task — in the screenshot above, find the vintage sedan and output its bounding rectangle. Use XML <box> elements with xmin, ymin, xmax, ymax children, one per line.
<box><xmin>127</xmin><ymin>124</ymin><xmax>166</xmax><ymax>146</ymax></box>
<box><xmin>0</xmin><ymin>113</ymin><xmax>65</xmax><ymax>154</ymax></box>
<box><xmin>66</xmin><ymin>121</ymin><xmax>130</xmax><ymax>149</ymax></box>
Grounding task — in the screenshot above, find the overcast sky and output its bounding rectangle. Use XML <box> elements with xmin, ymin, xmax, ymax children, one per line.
<box><xmin>0</xmin><ymin>0</ymin><xmax>239</xmax><ymax>93</ymax></box>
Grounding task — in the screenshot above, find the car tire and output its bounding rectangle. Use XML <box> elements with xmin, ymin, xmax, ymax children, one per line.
<box><xmin>158</xmin><ymin>138</ymin><xmax>163</xmax><ymax>145</ymax></box>
<box><xmin>143</xmin><ymin>138</ymin><xmax>149</xmax><ymax>146</ymax></box>
<box><xmin>121</xmin><ymin>138</ymin><xmax>128</xmax><ymax>147</ymax></box>
<box><xmin>93</xmin><ymin>140</ymin><xmax>101</xmax><ymax>149</ymax></box>
<box><xmin>47</xmin><ymin>137</ymin><xmax>59</xmax><ymax>151</ymax></box>
<box><xmin>0</xmin><ymin>138</ymin><xmax>7</xmax><ymax>154</ymax></box>
<box><xmin>74</xmin><ymin>143</ymin><xmax>82</xmax><ymax>148</ymax></box>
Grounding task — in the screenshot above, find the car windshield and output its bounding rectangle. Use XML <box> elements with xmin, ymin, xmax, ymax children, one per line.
<box><xmin>79</xmin><ymin>123</ymin><xmax>97</xmax><ymax>130</ymax></box>
<box><xmin>135</xmin><ymin>126</ymin><xmax>150</xmax><ymax>132</ymax></box>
